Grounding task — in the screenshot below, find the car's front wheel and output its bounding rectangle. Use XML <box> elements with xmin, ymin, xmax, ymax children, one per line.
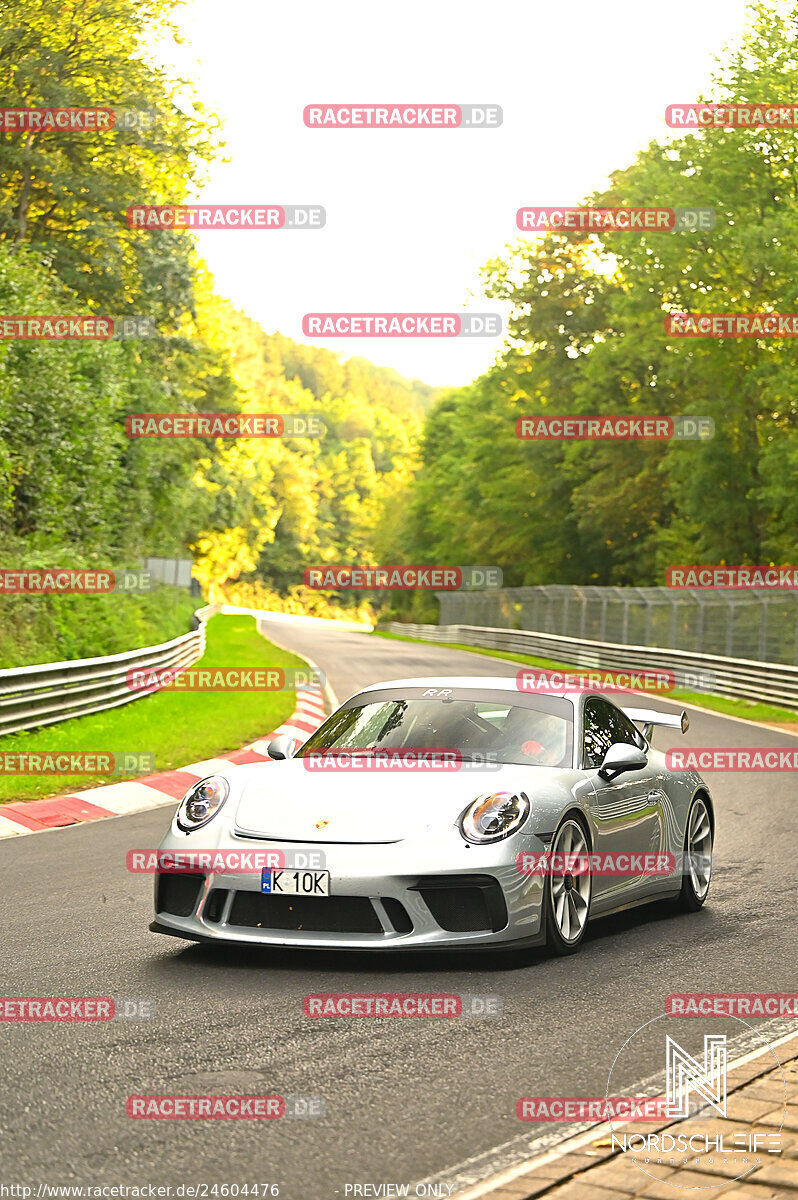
<box><xmin>544</xmin><ymin>815</ymin><xmax>592</xmax><ymax>955</ymax></box>
<box><xmin>676</xmin><ymin>794</ymin><xmax>713</xmax><ymax>911</ymax></box>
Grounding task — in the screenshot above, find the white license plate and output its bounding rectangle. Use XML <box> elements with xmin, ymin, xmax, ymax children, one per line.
<box><xmin>262</xmin><ymin>869</ymin><xmax>330</xmax><ymax>896</ymax></box>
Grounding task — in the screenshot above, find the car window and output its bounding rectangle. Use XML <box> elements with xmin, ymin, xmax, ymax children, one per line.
<box><xmin>297</xmin><ymin>691</ymin><xmax>573</xmax><ymax>768</ymax></box>
<box><xmin>582</xmin><ymin>697</ymin><xmax>643</xmax><ymax>769</ymax></box>
<box><xmin>608</xmin><ymin>704</ymin><xmax>647</xmax><ymax>751</ymax></box>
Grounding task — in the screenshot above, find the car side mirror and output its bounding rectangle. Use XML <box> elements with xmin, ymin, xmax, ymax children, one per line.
<box><xmin>597</xmin><ymin>742</ymin><xmax>648</xmax><ymax>782</ymax></box>
<box><xmin>267</xmin><ymin>734</ymin><xmax>299</xmax><ymax>760</ymax></box>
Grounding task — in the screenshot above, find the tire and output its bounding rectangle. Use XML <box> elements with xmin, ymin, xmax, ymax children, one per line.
<box><xmin>544</xmin><ymin>815</ymin><xmax>592</xmax><ymax>955</ymax></box>
<box><xmin>676</xmin><ymin>794</ymin><xmax>714</xmax><ymax>912</ymax></box>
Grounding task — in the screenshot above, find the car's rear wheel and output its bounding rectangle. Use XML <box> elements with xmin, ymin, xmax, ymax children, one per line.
<box><xmin>544</xmin><ymin>815</ymin><xmax>592</xmax><ymax>955</ymax></box>
<box><xmin>676</xmin><ymin>794</ymin><xmax>713</xmax><ymax>911</ymax></box>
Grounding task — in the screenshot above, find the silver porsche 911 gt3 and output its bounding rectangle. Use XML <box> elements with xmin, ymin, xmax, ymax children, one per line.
<box><xmin>149</xmin><ymin>676</ymin><xmax>714</xmax><ymax>955</ymax></box>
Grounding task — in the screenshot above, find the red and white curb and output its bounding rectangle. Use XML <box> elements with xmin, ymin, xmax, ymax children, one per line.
<box><xmin>0</xmin><ymin>684</ymin><xmax>328</xmax><ymax>838</ymax></box>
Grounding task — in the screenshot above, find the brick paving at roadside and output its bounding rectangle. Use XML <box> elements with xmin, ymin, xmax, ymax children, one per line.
<box><xmin>472</xmin><ymin>1032</ymin><xmax>798</xmax><ymax>1200</ymax></box>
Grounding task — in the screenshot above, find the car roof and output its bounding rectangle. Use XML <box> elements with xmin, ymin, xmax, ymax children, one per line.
<box><xmin>353</xmin><ymin>676</ymin><xmax>584</xmax><ymax>702</ymax></box>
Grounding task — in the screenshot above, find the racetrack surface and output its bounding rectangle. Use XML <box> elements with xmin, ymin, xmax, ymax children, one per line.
<box><xmin>3</xmin><ymin>615</ymin><xmax>797</xmax><ymax>1196</ymax></box>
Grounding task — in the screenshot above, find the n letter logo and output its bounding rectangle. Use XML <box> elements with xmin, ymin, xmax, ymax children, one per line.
<box><xmin>666</xmin><ymin>1034</ymin><xmax>727</xmax><ymax>1118</ymax></box>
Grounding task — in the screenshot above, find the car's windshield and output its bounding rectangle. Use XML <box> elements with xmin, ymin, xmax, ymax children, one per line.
<box><xmin>297</xmin><ymin>688</ymin><xmax>574</xmax><ymax>768</ymax></box>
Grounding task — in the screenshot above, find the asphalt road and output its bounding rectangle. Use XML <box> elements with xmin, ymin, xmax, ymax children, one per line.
<box><xmin>2</xmin><ymin>615</ymin><xmax>797</xmax><ymax>1197</ymax></box>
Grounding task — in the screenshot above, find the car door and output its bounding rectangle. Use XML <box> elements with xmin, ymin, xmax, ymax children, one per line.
<box><xmin>580</xmin><ymin>695</ymin><xmax>666</xmax><ymax>911</ymax></box>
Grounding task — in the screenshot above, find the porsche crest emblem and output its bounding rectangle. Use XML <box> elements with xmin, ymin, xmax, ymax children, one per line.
<box><xmin>314</xmin><ymin>819</ymin><xmax>329</xmax><ymax>830</ymax></box>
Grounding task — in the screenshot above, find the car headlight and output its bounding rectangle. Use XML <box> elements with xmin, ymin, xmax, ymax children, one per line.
<box><xmin>176</xmin><ymin>775</ymin><xmax>230</xmax><ymax>832</ymax></box>
<box><xmin>459</xmin><ymin>791</ymin><xmax>530</xmax><ymax>844</ymax></box>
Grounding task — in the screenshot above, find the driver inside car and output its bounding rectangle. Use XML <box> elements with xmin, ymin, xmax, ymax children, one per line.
<box><xmin>498</xmin><ymin>706</ymin><xmax>566</xmax><ymax>766</ymax></box>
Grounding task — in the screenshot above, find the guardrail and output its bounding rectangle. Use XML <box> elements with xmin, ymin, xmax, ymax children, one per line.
<box><xmin>0</xmin><ymin>604</ymin><xmax>218</xmax><ymax>737</ymax></box>
<box><xmin>381</xmin><ymin>621</ymin><xmax>796</xmax><ymax>712</ymax></box>
<box><xmin>435</xmin><ymin>584</ymin><xmax>798</xmax><ymax>666</ymax></box>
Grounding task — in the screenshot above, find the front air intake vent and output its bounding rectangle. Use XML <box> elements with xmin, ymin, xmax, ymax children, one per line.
<box><xmin>411</xmin><ymin>874</ymin><xmax>507</xmax><ymax>933</ymax></box>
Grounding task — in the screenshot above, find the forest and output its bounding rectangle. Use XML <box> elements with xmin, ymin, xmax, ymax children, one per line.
<box><xmin>2</xmin><ymin>0</ymin><xmax>796</xmax><ymax>648</ymax></box>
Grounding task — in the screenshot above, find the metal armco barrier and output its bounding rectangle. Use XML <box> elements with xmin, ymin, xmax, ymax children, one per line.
<box><xmin>0</xmin><ymin>604</ymin><xmax>218</xmax><ymax>737</ymax></box>
<box><xmin>436</xmin><ymin>584</ymin><xmax>798</xmax><ymax>666</ymax></box>
<box><xmin>381</xmin><ymin>621</ymin><xmax>797</xmax><ymax>711</ymax></box>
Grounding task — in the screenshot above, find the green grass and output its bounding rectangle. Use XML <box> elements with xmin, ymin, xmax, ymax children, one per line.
<box><xmin>0</xmin><ymin>615</ymin><xmax>306</xmax><ymax>803</ymax></box>
<box><xmin>372</xmin><ymin>629</ymin><xmax>798</xmax><ymax>726</ymax></box>
<box><xmin>0</xmin><ymin>585</ymin><xmax>199</xmax><ymax>668</ymax></box>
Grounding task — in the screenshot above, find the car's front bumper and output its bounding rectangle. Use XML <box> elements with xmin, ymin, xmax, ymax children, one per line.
<box><xmin>150</xmin><ymin>828</ymin><xmax>548</xmax><ymax>951</ymax></box>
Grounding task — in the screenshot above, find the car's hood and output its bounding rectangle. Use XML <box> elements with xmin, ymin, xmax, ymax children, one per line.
<box><xmin>232</xmin><ymin>759</ymin><xmax>575</xmax><ymax>843</ymax></box>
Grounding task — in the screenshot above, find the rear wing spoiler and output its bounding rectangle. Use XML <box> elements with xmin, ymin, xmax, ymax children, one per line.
<box><xmin>623</xmin><ymin>707</ymin><xmax>689</xmax><ymax>742</ymax></box>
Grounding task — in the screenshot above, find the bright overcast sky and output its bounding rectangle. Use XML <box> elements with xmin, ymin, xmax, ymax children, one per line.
<box><xmin>159</xmin><ymin>0</ymin><xmax>752</xmax><ymax>388</ymax></box>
